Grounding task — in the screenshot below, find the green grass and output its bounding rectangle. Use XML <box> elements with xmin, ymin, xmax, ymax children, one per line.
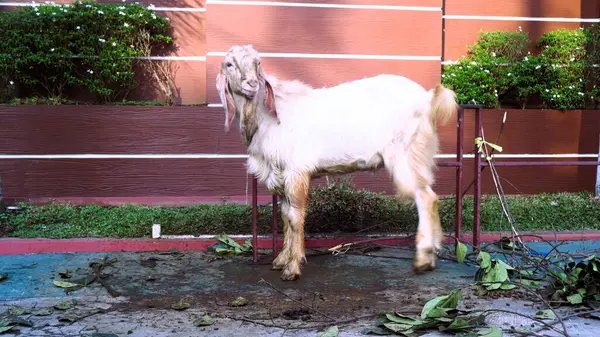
<box><xmin>1</xmin><ymin>181</ymin><xmax>599</xmax><ymax>239</ymax></box>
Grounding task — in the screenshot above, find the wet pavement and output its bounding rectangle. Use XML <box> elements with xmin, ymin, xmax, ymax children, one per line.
<box><xmin>1</xmin><ymin>242</ymin><xmax>600</xmax><ymax>336</ymax></box>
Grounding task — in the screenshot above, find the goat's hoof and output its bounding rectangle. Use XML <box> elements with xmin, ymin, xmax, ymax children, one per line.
<box><xmin>280</xmin><ymin>265</ymin><xmax>301</xmax><ymax>281</ymax></box>
<box><xmin>413</xmin><ymin>249</ymin><xmax>436</xmax><ymax>274</ymax></box>
<box><xmin>412</xmin><ymin>262</ymin><xmax>435</xmax><ymax>274</ymax></box>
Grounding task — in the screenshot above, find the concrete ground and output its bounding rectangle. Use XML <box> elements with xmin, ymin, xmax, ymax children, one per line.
<box><xmin>1</xmin><ymin>242</ymin><xmax>600</xmax><ymax>336</ymax></box>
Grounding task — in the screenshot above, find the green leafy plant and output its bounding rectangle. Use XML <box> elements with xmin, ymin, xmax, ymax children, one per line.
<box><xmin>583</xmin><ymin>23</ymin><xmax>600</xmax><ymax>108</ymax></box>
<box><xmin>442</xmin><ymin>29</ymin><xmax>530</xmax><ymax>108</ymax></box>
<box><xmin>363</xmin><ymin>289</ymin><xmax>501</xmax><ymax>336</ymax></box>
<box><xmin>537</xmin><ymin>29</ymin><xmax>587</xmax><ymax>110</ymax></box>
<box><xmin>0</xmin><ymin>1</ymin><xmax>173</xmax><ymax>103</ymax></box>
<box><xmin>474</xmin><ymin>251</ymin><xmax>517</xmax><ymax>291</ymax></box>
<box><xmin>547</xmin><ymin>255</ymin><xmax>600</xmax><ymax>307</ymax></box>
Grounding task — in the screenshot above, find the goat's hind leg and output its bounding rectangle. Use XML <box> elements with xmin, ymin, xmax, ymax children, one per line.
<box><xmin>413</xmin><ymin>186</ymin><xmax>442</xmax><ymax>273</ymax></box>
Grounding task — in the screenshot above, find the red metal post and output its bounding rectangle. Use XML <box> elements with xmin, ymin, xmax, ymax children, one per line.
<box><xmin>473</xmin><ymin>108</ymin><xmax>482</xmax><ymax>249</ymax></box>
<box><xmin>252</xmin><ymin>176</ymin><xmax>258</xmax><ymax>262</ymax></box>
<box><xmin>455</xmin><ymin>107</ymin><xmax>464</xmax><ymax>242</ymax></box>
<box><xmin>272</xmin><ymin>194</ymin><xmax>278</xmax><ymax>258</ymax></box>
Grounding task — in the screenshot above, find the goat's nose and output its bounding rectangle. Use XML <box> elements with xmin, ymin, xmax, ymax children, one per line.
<box><xmin>247</xmin><ymin>79</ymin><xmax>258</xmax><ymax>89</ymax></box>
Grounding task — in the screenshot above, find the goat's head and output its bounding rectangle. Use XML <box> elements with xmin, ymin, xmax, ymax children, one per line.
<box><xmin>216</xmin><ymin>44</ymin><xmax>277</xmax><ymax>134</ymax></box>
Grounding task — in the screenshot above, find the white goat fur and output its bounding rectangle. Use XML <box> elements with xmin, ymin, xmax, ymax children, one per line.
<box><xmin>216</xmin><ymin>45</ymin><xmax>459</xmax><ymax>281</ymax></box>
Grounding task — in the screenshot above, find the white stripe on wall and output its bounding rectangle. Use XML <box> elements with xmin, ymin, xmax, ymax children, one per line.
<box><xmin>444</xmin><ymin>15</ymin><xmax>600</xmax><ymax>23</ymax></box>
<box><xmin>0</xmin><ymin>154</ymin><xmax>597</xmax><ymax>160</ymax></box>
<box><xmin>206</xmin><ymin>0</ymin><xmax>440</xmax><ymax>12</ymax></box>
<box><xmin>207</xmin><ymin>52</ymin><xmax>440</xmax><ymax>61</ymax></box>
<box><xmin>0</xmin><ymin>2</ymin><xmax>205</xmax><ymax>12</ymax></box>
<box><xmin>149</xmin><ymin>7</ymin><xmax>206</xmax><ymax>12</ymax></box>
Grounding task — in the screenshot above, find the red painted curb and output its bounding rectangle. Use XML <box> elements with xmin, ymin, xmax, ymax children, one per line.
<box><xmin>1</xmin><ymin>231</ymin><xmax>599</xmax><ymax>255</ymax></box>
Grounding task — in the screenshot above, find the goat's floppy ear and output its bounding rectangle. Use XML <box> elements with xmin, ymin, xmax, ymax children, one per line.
<box><xmin>216</xmin><ymin>72</ymin><xmax>236</xmax><ymax>132</ymax></box>
<box><xmin>264</xmin><ymin>79</ymin><xmax>278</xmax><ymax>121</ymax></box>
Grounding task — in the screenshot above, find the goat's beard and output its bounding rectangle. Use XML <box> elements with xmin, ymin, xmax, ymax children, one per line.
<box><xmin>239</xmin><ymin>97</ymin><xmax>260</xmax><ymax>146</ymax></box>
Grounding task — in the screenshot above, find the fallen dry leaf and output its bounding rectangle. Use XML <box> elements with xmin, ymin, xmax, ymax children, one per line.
<box><xmin>54</xmin><ymin>299</ymin><xmax>77</xmax><ymax>311</ymax></box>
<box><xmin>230</xmin><ymin>296</ymin><xmax>249</xmax><ymax>307</ymax></box>
<box><xmin>193</xmin><ymin>314</ymin><xmax>214</xmax><ymax>326</ymax></box>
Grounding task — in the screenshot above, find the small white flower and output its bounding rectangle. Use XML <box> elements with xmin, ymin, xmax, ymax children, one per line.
<box><xmin>518</xmin><ymin>26</ymin><xmax>522</xmax><ymax>31</ymax></box>
<box><xmin>570</xmin><ymin>57</ymin><xmax>575</xmax><ymax>62</ymax></box>
<box><xmin>36</xmin><ymin>12</ymin><xmax>40</xmax><ymax>16</ymax></box>
<box><xmin>50</xmin><ymin>48</ymin><xmax>55</xmax><ymax>52</ymax></box>
<box><xmin>579</xmin><ymin>92</ymin><xmax>585</xmax><ymax>96</ymax></box>
<box><xmin>151</xmin><ymin>14</ymin><xmax>156</xmax><ymax>19</ymax></box>
<box><xmin>524</xmin><ymin>56</ymin><xmax>528</xmax><ymax>61</ymax></box>
<box><xmin>451</xmin><ymin>73</ymin><xmax>456</xmax><ymax>77</ymax></box>
<box><xmin>546</xmin><ymin>89</ymin><xmax>550</xmax><ymax>92</ymax></box>
<box><xmin>165</xmin><ymin>17</ymin><xmax>170</xmax><ymax>21</ymax></box>
<box><xmin>112</xmin><ymin>42</ymin><xmax>117</xmax><ymax>46</ymax></box>
<box><xmin>118</xmin><ymin>6</ymin><xmax>126</xmax><ymax>9</ymax></box>
<box><xmin>569</xmin><ymin>85</ymin><xmax>574</xmax><ymax>89</ymax></box>
<box><xmin>535</xmin><ymin>65</ymin><xmax>541</xmax><ymax>70</ymax></box>
<box><xmin>85</xmin><ymin>4</ymin><xmax>91</xmax><ymax>7</ymax></box>
<box><xmin>550</xmin><ymin>201</ymin><xmax>558</xmax><ymax>206</ymax></box>
<box><xmin>130</xmin><ymin>45</ymin><xmax>134</xmax><ymax>48</ymax></box>
<box><xmin>491</xmin><ymin>52</ymin><xmax>496</xmax><ymax>57</ymax></box>
<box><xmin>441</xmin><ymin>74</ymin><xmax>445</xmax><ymax>77</ymax></box>
<box><xmin>98</xmin><ymin>10</ymin><xmax>104</xmax><ymax>14</ymax></box>
<box><xmin>124</xmin><ymin>22</ymin><xmax>130</xmax><ymax>27</ymax></box>
<box><xmin>76</xmin><ymin>26</ymin><xmax>81</xmax><ymax>30</ymax></box>
<box><xmin>484</xmin><ymin>69</ymin><xmax>490</xmax><ymax>73</ymax></box>
<box><xmin>119</xmin><ymin>11</ymin><xmax>125</xmax><ymax>15</ymax></box>
<box><xmin>87</xmin><ymin>69</ymin><xmax>94</xmax><ymax>74</ymax></box>
<box><xmin>99</xmin><ymin>38</ymin><xmax>106</xmax><ymax>43</ymax></box>
<box><xmin>52</xmin><ymin>12</ymin><xmax>56</xmax><ymax>15</ymax></box>
<box><xmin>459</xmin><ymin>66</ymin><xmax>462</xmax><ymax>70</ymax></box>
<box><xmin>507</xmin><ymin>73</ymin><xmax>512</xmax><ymax>76</ymax></box>
<box><xmin>9</xmin><ymin>81</ymin><xmax>14</xmax><ymax>85</ymax></box>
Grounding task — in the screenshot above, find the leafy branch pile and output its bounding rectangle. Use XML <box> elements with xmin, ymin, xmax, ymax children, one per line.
<box><xmin>0</xmin><ymin>1</ymin><xmax>174</xmax><ymax>104</ymax></box>
<box><xmin>442</xmin><ymin>25</ymin><xmax>600</xmax><ymax>110</ymax></box>
<box><xmin>364</xmin><ymin>289</ymin><xmax>501</xmax><ymax>336</ymax></box>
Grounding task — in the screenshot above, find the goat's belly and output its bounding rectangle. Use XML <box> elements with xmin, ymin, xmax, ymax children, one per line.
<box><xmin>314</xmin><ymin>154</ymin><xmax>384</xmax><ymax>177</ymax></box>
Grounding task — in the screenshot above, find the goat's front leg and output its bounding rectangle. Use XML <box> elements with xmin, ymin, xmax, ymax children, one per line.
<box><xmin>413</xmin><ymin>186</ymin><xmax>443</xmax><ymax>273</ymax></box>
<box><xmin>280</xmin><ymin>173</ymin><xmax>310</xmax><ymax>281</ymax></box>
<box><xmin>272</xmin><ymin>199</ymin><xmax>291</xmax><ymax>270</ymax></box>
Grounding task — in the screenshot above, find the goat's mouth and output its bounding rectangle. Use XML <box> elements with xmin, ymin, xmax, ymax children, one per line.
<box><xmin>241</xmin><ymin>88</ymin><xmax>258</xmax><ymax>99</ymax></box>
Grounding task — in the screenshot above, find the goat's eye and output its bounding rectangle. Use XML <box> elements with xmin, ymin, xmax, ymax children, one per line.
<box><xmin>226</xmin><ymin>62</ymin><xmax>233</xmax><ymax>68</ymax></box>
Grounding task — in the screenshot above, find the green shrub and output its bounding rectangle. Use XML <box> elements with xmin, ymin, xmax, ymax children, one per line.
<box><xmin>504</xmin><ymin>55</ymin><xmax>547</xmax><ymax>108</ymax></box>
<box><xmin>537</xmin><ymin>29</ymin><xmax>587</xmax><ymax>110</ymax></box>
<box><xmin>442</xmin><ymin>30</ymin><xmax>530</xmax><ymax>108</ymax></box>
<box><xmin>584</xmin><ymin>24</ymin><xmax>600</xmax><ymax>108</ymax></box>
<box><xmin>0</xmin><ymin>1</ymin><xmax>172</xmax><ymax>103</ymax></box>
<box><xmin>468</xmin><ymin>30</ymin><xmax>531</xmax><ymax>63</ymax></box>
<box><xmin>442</xmin><ymin>59</ymin><xmax>502</xmax><ymax>108</ymax></box>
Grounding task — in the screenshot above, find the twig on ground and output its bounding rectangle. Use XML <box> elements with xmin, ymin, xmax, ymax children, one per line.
<box><xmin>258</xmin><ymin>278</ymin><xmax>336</xmax><ymax>321</ymax></box>
<box><xmin>89</xmin><ymin>258</ymin><xmax>121</xmax><ymax>298</ymax></box>
<box><xmin>229</xmin><ymin>314</ymin><xmax>378</xmax><ymax>331</ymax></box>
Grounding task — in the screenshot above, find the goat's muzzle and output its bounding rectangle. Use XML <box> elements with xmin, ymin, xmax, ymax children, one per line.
<box><xmin>241</xmin><ymin>79</ymin><xmax>259</xmax><ymax>99</ymax></box>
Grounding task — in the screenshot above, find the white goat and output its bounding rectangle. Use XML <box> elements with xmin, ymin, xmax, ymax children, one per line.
<box><xmin>216</xmin><ymin>45</ymin><xmax>459</xmax><ymax>281</ymax></box>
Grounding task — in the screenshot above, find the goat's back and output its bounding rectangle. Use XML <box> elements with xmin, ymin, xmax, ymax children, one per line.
<box><xmin>274</xmin><ymin>74</ymin><xmax>436</xmax><ymax>166</ymax></box>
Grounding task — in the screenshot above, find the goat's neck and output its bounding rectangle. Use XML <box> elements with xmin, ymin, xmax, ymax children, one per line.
<box><xmin>232</xmin><ymin>94</ymin><xmax>278</xmax><ymax>147</ymax></box>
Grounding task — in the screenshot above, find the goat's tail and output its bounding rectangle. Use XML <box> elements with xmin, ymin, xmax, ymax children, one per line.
<box><xmin>428</xmin><ymin>84</ymin><xmax>459</xmax><ymax>128</ymax></box>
